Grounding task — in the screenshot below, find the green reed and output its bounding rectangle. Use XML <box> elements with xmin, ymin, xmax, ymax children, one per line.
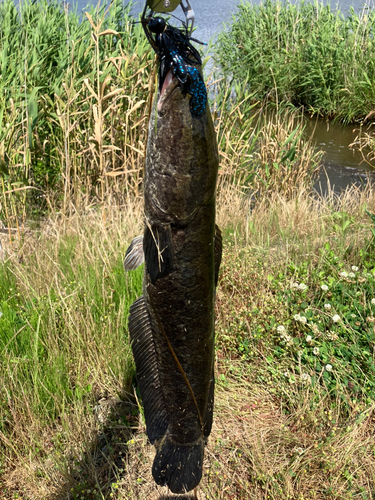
<box><xmin>0</xmin><ymin>0</ymin><xmax>153</xmax><ymax>227</ymax></box>
<box><xmin>215</xmin><ymin>0</ymin><xmax>375</xmax><ymax>123</ymax></box>
<box><xmin>0</xmin><ymin>0</ymin><xmax>328</xmax><ymax>230</ymax></box>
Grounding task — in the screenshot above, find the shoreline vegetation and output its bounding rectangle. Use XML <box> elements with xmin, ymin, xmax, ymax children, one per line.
<box><xmin>215</xmin><ymin>0</ymin><xmax>375</xmax><ymax>124</ymax></box>
<box><xmin>1</xmin><ymin>0</ymin><xmax>375</xmax><ymax>498</ymax></box>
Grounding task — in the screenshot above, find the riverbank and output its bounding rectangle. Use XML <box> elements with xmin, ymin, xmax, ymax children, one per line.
<box><xmin>1</xmin><ymin>183</ymin><xmax>375</xmax><ymax>499</ymax></box>
<box><xmin>1</xmin><ymin>2</ymin><xmax>375</xmax><ymax>497</ymax></box>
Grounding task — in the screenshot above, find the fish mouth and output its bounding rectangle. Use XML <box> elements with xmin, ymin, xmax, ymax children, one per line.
<box><xmin>157</xmin><ymin>70</ymin><xmax>181</xmax><ymax>112</ymax></box>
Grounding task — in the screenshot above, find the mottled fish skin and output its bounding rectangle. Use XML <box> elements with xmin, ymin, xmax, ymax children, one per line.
<box><xmin>126</xmin><ymin>67</ymin><xmax>221</xmax><ymax>494</ymax></box>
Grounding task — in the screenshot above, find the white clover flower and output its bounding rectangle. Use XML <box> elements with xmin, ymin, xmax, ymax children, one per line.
<box><xmin>291</xmin><ymin>282</ymin><xmax>300</xmax><ymax>290</ymax></box>
<box><xmin>351</xmin><ymin>314</ymin><xmax>356</xmax><ymax>318</ymax></box>
<box><xmin>348</xmin><ymin>272</ymin><xmax>355</xmax><ymax>278</ymax></box>
<box><xmin>294</xmin><ymin>314</ymin><xmax>301</xmax><ymax>321</ymax></box>
<box><xmin>325</xmin><ymin>364</ymin><xmax>333</xmax><ymax>372</ymax></box>
<box><xmin>310</xmin><ymin>323</ymin><xmax>319</xmax><ymax>334</ymax></box>
<box><xmin>284</xmin><ymin>334</ymin><xmax>293</xmax><ymax>346</ymax></box>
<box><xmin>321</xmin><ymin>285</ymin><xmax>328</xmax><ymax>291</ymax></box>
<box><xmin>299</xmin><ymin>283</ymin><xmax>308</xmax><ymax>291</ymax></box>
<box><xmin>294</xmin><ymin>315</ymin><xmax>308</xmax><ymax>324</ymax></box>
<box><xmin>326</xmin><ymin>331</ymin><xmax>338</xmax><ymax>341</ymax></box>
<box><xmin>300</xmin><ymin>373</ymin><xmax>311</xmax><ymax>384</ymax></box>
<box><xmin>313</xmin><ymin>347</ymin><xmax>320</xmax><ymax>355</ymax></box>
<box><xmin>332</xmin><ymin>314</ymin><xmax>341</xmax><ymax>323</ymax></box>
<box><xmin>324</xmin><ymin>304</ymin><xmax>331</xmax><ymax>310</ymax></box>
<box><xmin>371</xmin><ymin>298</ymin><xmax>375</xmax><ymax>305</ymax></box>
<box><xmin>277</xmin><ymin>325</ymin><xmax>286</xmax><ymax>334</ymax></box>
<box><xmin>351</xmin><ymin>266</ymin><xmax>359</xmax><ymax>272</ymax></box>
<box><xmin>306</xmin><ymin>335</ymin><xmax>312</xmax><ymax>343</ymax></box>
<box><xmin>340</xmin><ymin>271</ymin><xmax>348</xmax><ymax>278</ymax></box>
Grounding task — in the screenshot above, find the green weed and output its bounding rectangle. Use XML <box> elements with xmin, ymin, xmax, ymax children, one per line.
<box><xmin>215</xmin><ymin>0</ymin><xmax>375</xmax><ymax>123</ymax></box>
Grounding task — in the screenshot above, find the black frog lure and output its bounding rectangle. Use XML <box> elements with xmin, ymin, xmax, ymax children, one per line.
<box><xmin>141</xmin><ymin>1</ymin><xmax>207</xmax><ymax>117</ymax></box>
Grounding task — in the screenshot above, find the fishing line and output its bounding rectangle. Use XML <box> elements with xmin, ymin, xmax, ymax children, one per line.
<box><xmin>145</xmin><ymin>219</ymin><xmax>167</xmax><ymax>272</ymax></box>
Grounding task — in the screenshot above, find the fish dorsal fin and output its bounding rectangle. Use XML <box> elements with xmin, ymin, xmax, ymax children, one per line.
<box><xmin>144</xmin><ymin>223</ymin><xmax>173</xmax><ymax>284</ymax></box>
<box><xmin>214</xmin><ymin>224</ymin><xmax>222</xmax><ymax>286</ymax></box>
<box><xmin>124</xmin><ymin>235</ymin><xmax>144</xmax><ymax>271</ymax></box>
<box><xmin>128</xmin><ymin>295</ymin><xmax>168</xmax><ymax>443</ymax></box>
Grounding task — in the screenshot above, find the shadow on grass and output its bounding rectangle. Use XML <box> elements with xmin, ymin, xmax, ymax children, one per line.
<box><xmin>157</xmin><ymin>496</ymin><xmax>196</xmax><ymax>500</ymax></box>
<box><xmin>53</xmin><ymin>391</ymin><xmax>141</xmax><ymax>500</ymax></box>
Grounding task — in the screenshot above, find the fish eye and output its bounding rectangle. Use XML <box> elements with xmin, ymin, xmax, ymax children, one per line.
<box><xmin>148</xmin><ymin>16</ymin><xmax>166</xmax><ymax>34</ymax></box>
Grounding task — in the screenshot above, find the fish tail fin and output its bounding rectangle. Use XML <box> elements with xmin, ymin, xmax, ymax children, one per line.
<box><xmin>152</xmin><ymin>435</ymin><xmax>204</xmax><ymax>494</ymax></box>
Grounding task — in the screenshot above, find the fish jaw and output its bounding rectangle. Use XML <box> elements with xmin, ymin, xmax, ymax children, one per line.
<box><xmin>157</xmin><ymin>69</ymin><xmax>181</xmax><ymax>113</ymax></box>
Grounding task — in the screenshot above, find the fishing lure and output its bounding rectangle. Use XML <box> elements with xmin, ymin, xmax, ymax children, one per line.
<box><xmin>141</xmin><ymin>1</ymin><xmax>207</xmax><ymax>117</ymax></box>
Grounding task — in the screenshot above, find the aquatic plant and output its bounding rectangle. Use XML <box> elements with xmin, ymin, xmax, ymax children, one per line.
<box><xmin>215</xmin><ymin>0</ymin><xmax>375</xmax><ymax>123</ymax></box>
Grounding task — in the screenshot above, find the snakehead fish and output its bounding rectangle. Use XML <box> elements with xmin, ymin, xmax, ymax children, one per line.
<box><xmin>124</xmin><ymin>13</ymin><xmax>221</xmax><ymax>495</ymax></box>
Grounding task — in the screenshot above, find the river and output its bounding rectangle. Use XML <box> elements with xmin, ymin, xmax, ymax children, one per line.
<box><xmin>74</xmin><ymin>0</ymin><xmax>375</xmax><ymax>191</ymax></box>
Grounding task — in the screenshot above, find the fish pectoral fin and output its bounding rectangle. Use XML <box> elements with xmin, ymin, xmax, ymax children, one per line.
<box><xmin>214</xmin><ymin>224</ymin><xmax>222</xmax><ymax>286</ymax></box>
<box><xmin>144</xmin><ymin>223</ymin><xmax>173</xmax><ymax>284</ymax></box>
<box><xmin>124</xmin><ymin>234</ymin><xmax>144</xmax><ymax>271</ymax></box>
<box><xmin>128</xmin><ymin>295</ymin><xmax>168</xmax><ymax>443</ymax></box>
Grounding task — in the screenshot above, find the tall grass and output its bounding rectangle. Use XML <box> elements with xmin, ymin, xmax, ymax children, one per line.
<box><xmin>212</xmin><ymin>79</ymin><xmax>323</xmax><ymax>206</ymax></box>
<box><xmin>0</xmin><ymin>0</ymin><xmax>153</xmax><ymax>226</ymax></box>
<box><xmin>215</xmin><ymin>0</ymin><xmax>375</xmax><ymax>123</ymax></box>
<box><xmin>0</xmin><ymin>202</ymin><xmax>143</xmax><ymax>498</ymax></box>
<box><xmin>0</xmin><ymin>0</ymin><xmax>327</xmax><ymax>232</ymax></box>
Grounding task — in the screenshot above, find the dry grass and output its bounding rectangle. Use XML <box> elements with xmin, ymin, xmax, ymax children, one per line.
<box><xmin>351</xmin><ymin>123</ymin><xmax>375</xmax><ymax>170</ymax></box>
<box><xmin>222</xmin><ymin>182</ymin><xmax>375</xmax><ymax>268</ymax></box>
<box><xmin>251</xmin><ymin>110</ymin><xmax>323</xmax><ymax>201</ymax></box>
<box><xmin>1</xmin><ymin>183</ymin><xmax>375</xmax><ymax>499</ymax></box>
<box><xmin>4</xmin><ymin>362</ymin><xmax>374</xmax><ymax>500</ymax></box>
<box><xmin>0</xmin><ymin>200</ymin><xmax>144</xmax><ymax>500</ymax></box>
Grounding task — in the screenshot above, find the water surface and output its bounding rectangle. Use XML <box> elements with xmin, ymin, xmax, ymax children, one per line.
<box><xmin>305</xmin><ymin>117</ymin><xmax>375</xmax><ymax>193</ymax></box>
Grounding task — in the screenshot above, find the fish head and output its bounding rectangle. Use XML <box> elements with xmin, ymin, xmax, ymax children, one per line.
<box><xmin>145</xmin><ymin>68</ymin><xmax>219</xmax><ymax>223</ymax></box>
